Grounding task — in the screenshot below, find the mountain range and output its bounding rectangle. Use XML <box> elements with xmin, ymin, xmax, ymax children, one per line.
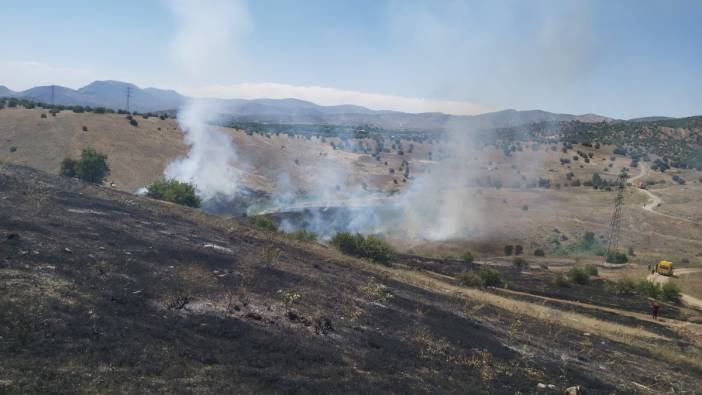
<box><xmin>1</xmin><ymin>80</ymin><xmax>614</xmax><ymax>131</ymax></box>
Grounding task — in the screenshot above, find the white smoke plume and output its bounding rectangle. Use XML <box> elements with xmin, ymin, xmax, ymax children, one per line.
<box><xmin>164</xmin><ymin>0</ymin><xmax>251</xmax><ymax>201</ymax></box>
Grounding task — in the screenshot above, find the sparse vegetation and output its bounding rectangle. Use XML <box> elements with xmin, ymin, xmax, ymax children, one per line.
<box><xmin>249</xmin><ymin>214</ymin><xmax>279</xmax><ymax>232</ymax></box>
<box><xmin>146</xmin><ymin>179</ymin><xmax>201</xmax><ymax>208</ymax></box>
<box><xmin>568</xmin><ymin>267</ymin><xmax>590</xmax><ymax>285</ymax></box>
<box><xmin>331</xmin><ymin>232</ymin><xmax>394</xmax><ymax>264</ymax></box>
<box><xmin>512</xmin><ymin>257</ymin><xmax>528</xmax><ymax>271</ymax></box>
<box><xmin>291</xmin><ymin>229</ymin><xmax>317</xmax><ymax>242</ymax></box>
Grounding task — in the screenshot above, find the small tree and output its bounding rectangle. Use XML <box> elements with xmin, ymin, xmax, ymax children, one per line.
<box><xmin>76</xmin><ymin>148</ymin><xmax>110</xmax><ymax>184</ymax></box>
<box><xmin>661</xmin><ymin>282</ymin><xmax>681</xmax><ymax>303</ymax></box>
<box><xmin>60</xmin><ymin>148</ymin><xmax>109</xmax><ymax>184</ymax></box>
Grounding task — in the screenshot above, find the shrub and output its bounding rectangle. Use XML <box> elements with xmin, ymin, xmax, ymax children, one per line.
<box><xmin>40</xmin><ymin>113</ymin><xmax>47</xmax><ymax>118</ymax></box>
<box><xmin>129</xmin><ymin>119</ymin><xmax>139</xmax><ymax>127</ymax></box>
<box><xmin>82</xmin><ymin>126</ymin><xmax>88</xmax><ymax>132</ymax></box>
<box><xmin>331</xmin><ymin>232</ymin><xmax>394</xmax><ymax>264</ymax></box>
<box><xmin>458</xmin><ymin>271</ymin><xmax>483</xmax><ymax>287</ymax></box>
<box><xmin>479</xmin><ymin>267</ymin><xmax>502</xmax><ymax>287</ymax></box>
<box><xmin>61</xmin><ymin>148</ymin><xmax>110</xmax><ymax>184</ymax></box>
<box><xmin>661</xmin><ymin>282</ymin><xmax>681</xmax><ymax>303</ymax></box>
<box><xmin>615</xmin><ymin>277</ymin><xmax>637</xmax><ymax>295</ymax></box>
<box><xmin>522</xmin><ymin>204</ymin><xmax>528</xmax><ymax>211</ymax></box>
<box><xmin>534</xmin><ymin>248</ymin><xmax>545</xmax><ymax>257</ymax></box>
<box><xmin>292</xmin><ymin>229</ymin><xmax>317</xmax><ymax>242</ymax></box>
<box><xmin>462</xmin><ymin>251</ymin><xmax>474</xmax><ymax>264</ymax></box>
<box><xmin>606</xmin><ymin>251</ymin><xmax>628</xmax><ymax>264</ymax></box>
<box><xmin>249</xmin><ymin>215</ymin><xmax>278</xmax><ymax>232</ymax></box>
<box><xmin>637</xmin><ymin>280</ymin><xmax>661</xmax><ymax>299</ymax></box>
<box><xmin>512</xmin><ymin>257</ymin><xmax>528</xmax><ymax>270</ymax></box>
<box><xmin>147</xmin><ymin>179</ymin><xmax>201</xmax><ymax>208</ymax></box>
<box><xmin>568</xmin><ymin>267</ymin><xmax>590</xmax><ymax>285</ymax></box>
<box><xmin>555</xmin><ymin>273</ymin><xmax>571</xmax><ymax>287</ymax></box>
<box><xmin>60</xmin><ymin>158</ymin><xmax>78</xmax><ymax>177</ymax></box>
<box><xmin>584</xmin><ymin>264</ymin><xmax>599</xmax><ymax>276</ymax></box>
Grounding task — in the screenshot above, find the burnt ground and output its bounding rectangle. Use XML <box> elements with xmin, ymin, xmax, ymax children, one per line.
<box><xmin>1</xmin><ymin>165</ymin><xmax>701</xmax><ymax>394</ymax></box>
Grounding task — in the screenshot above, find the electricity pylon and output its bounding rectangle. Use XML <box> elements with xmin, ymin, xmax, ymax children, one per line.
<box><xmin>603</xmin><ymin>170</ymin><xmax>629</xmax><ymax>263</ymax></box>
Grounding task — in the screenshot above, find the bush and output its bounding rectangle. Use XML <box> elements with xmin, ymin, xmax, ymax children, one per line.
<box><xmin>129</xmin><ymin>119</ymin><xmax>139</xmax><ymax>127</ymax></box>
<box><xmin>458</xmin><ymin>271</ymin><xmax>483</xmax><ymax>287</ymax></box>
<box><xmin>555</xmin><ymin>273</ymin><xmax>570</xmax><ymax>287</ymax></box>
<box><xmin>462</xmin><ymin>251</ymin><xmax>474</xmax><ymax>264</ymax></box>
<box><xmin>512</xmin><ymin>257</ymin><xmax>528</xmax><ymax>270</ymax></box>
<box><xmin>479</xmin><ymin>267</ymin><xmax>502</xmax><ymax>287</ymax></box>
<box><xmin>147</xmin><ymin>179</ymin><xmax>201</xmax><ymax>208</ymax></box>
<box><xmin>249</xmin><ymin>215</ymin><xmax>278</xmax><ymax>232</ymax></box>
<box><xmin>292</xmin><ymin>229</ymin><xmax>317</xmax><ymax>242</ymax></box>
<box><xmin>534</xmin><ymin>248</ymin><xmax>545</xmax><ymax>257</ymax></box>
<box><xmin>636</xmin><ymin>280</ymin><xmax>661</xmax><ymax>299</ymax></box>
<box><xmin>584</xmin><ymin>264</ymin><xmax>598</xmax><ymax>276</ymax></box>
<box><xmin>331</xmin><ymin>232</ymin><xmax>395</xmax><ymax>264</ymax></box>
<box><xmin>60</xmin><ymin>158</ymin><xmax>78</xmax><ymax>177</ymax></box>
<box><xmin>61</xmin><ymin>148</ymin><xmax>110</xmax><ymax>184</ymax></box>
<box><xmin>568</xmin><ymin>267</ymin><xmax>590</xmax><ymax>285</ymax></box>
<box><xmin>661</xmin><ymin>282</ymin><xmax>681</xmax><ymax>303</ymax></box>
<box><xmin>606</xmin><ymin>251</ymin><xmax>628</xmax><ymax>264</ymax></box>
<box><xmin>615</xmin><ymin>277</ymin><xmax>637</xmax><ymax>295</ymax></box>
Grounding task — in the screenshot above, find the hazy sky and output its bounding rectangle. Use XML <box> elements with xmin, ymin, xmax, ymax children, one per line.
<box><xmin>1</xmin><ymin>0</ymin><xmax>701</xmax><ymax>118</ymax></box>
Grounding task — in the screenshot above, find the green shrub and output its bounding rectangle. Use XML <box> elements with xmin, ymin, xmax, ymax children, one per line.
<box><xmin>462</xmin><ymin>251</ymin><xmax>474</xmax><ymax>264</ymax></box>
<box><xmin>606</xmin><ymin>251</ymin><xmax>628</xmax><ymax>264</ymax></box>
<box><xmin>555</xmin><ymin>273</ymin><xmax>571</xmax><ymax>287</ymax></box>
<box><xmin>147</xmin><ymin>179</ymin><xmax>201</xmax><ymax>208</ymax></box>
<box><xmin>60</xmin><ymin>158</ymin><xmax>78</xmax><ymax>177</ymax></box>
<box><xmin>457</xmin><ymin>271</ymin><xmax>483</xmax><ymax>287</ymax></box>
<box><xmin>479</xmin><ymin>267</ymin><xmax>502</xmax><ymax>287</ymax></box>
<box><xmin>568</xmin><ymin>267</ymin><xmax>590</xmax><ymax>285</ymax></box>
<box><xmin>584</xmin><ymin>264</ymin><xmax>599</xmax><ymax>276</ymax></box>
<box><xmin>636</xmin><ymin>280</ymin><xmax>661</xmax><ymax>299</ymax></box>
<box><xmin>661</xmin><ymin>282</ymin><xmax>681</xmax><ymax>303</ymax></box>
<box><xmin>534</xmin><ymin>248</ymin><xmax>545</xmax><ymax>257</ymax></box>
<box><xmin>615</xmin><ymin>277</ymin><xmax>637</xmax><ymax>295</ymax></box>
<box><xmin>331</xmin><ymin>232</ymin><xmax>394</xmax><ymax>264</ymax></box>
<box><xmin>249</xmin><ymin>215</ymin><xmax>278</xmax><ymax>232</ymax></box>
<box><xmin>292</xmin><ymin>229</ymin><xmax>317</xmax><ymax>242</ymax></box>
<box><xmin>60</xmin><ymin>148</ymin><xmax>110</xmax><ymax>184</ymax></box>
<box><xmin>512</xmin><ymin>257</ymin><xmax>528</xmax><ymax>270</ymax></box>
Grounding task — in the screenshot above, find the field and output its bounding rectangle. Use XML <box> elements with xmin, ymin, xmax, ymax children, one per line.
<box><xmin>1</xmin><ymin>164</ymin><xmax>701</xmax><ymax>393</ymax></box>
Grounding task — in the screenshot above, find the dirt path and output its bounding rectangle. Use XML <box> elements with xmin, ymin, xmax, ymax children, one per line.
<box><xmin>648</xmin><ymin>269</ymin><xmax>702</xmax><ymax>310</ymax></box>
<box><xmin>633</xmin><ymin>163</ymin><xmax>702</xmax><ymax>225</ymax></box>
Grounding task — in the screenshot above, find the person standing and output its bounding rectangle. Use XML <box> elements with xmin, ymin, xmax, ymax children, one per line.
<box><xmin>651</xmin><ymin>302</ymin><xmax>660</xmax><ymax>320</ymax></box>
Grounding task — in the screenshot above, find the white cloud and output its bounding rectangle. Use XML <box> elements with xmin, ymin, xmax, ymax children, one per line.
<box><xmin>0</xmin><ymin>61</ymin><xmax>97</xmax><ymax>91</ymax></box>
<box><xmin>183</xmin><ymin>82</ymin><xmax>492</xmax><ymax>115</ymax></box>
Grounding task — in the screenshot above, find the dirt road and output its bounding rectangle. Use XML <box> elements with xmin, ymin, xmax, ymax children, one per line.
<box><xmin>632</xmin><ymin>163</ymin><xmax>702</xmax><ymax>225</ymax></box>
<box><xmin>647</xmin><ymin>269</ymin><xmax>702</xmax><ymax>310</ymax></box>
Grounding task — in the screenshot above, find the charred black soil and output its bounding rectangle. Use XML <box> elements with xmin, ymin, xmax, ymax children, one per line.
<box><xmin>1</xmin><ymin>165</ymin><xmax>701</xmax><ymax>394</ymax></box>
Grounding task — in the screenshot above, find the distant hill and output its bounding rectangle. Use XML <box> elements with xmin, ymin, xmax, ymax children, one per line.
<box><xmin>1</xmin><ymin>80</ymin><xmax>614</xmax><ymax>130</ymax></box>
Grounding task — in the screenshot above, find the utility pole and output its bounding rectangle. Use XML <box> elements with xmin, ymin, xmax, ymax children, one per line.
<box><xmin>603</xmin><ymin>170</ymin><xmax>629</xmax><ymax>264</ymax></box>
<box><xmin>51</xmin><ymin>85</ymin><xmax>55</xmax><ymax>107</ymax></box>
<box><xmin>126</xmin><ymin>87</ymin><xmax>132</xmax><ymax>114</ymax></box>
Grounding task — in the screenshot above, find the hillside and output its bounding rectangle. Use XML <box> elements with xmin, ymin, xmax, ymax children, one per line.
<box><xmin>1</xmin><ymin>81</ymin><xmax>612</xmax><ymax>131</ymax></box>
<box><xmin>1</xmin><ymin>164</ymin><xmax>701</xmax><ymax>393</ymax></box>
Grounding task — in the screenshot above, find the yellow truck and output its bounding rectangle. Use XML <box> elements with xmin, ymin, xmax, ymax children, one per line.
<box><xmin>655</xmin><ymin>260</ymin><xmax>674</xmax><ymax>276</ymax></box>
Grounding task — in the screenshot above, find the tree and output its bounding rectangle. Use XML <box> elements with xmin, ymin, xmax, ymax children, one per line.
<box><xmin>147</xmin><ymin>179</ymin><xmax>201</xmax><ymax>208</ymax></box>
<box><xmin>76</xmin><ymin>148</ymin><xmax>110</xmax><ymax>184</ymax></box>
<box><xmin>60</xmin><ymin>148</ymin><xmax>109</xmax><ymax>184</ymax></box>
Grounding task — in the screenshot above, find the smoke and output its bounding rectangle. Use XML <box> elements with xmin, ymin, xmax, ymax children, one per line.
<box><xmin>164</xmin><ymin>100</ymin><xmax>240</xmax><ymax>200</ymax></box>
<box><xmin>164</xmin><ymin>0</ymin><xmax>250</xmax><ymax>201</ymax></box>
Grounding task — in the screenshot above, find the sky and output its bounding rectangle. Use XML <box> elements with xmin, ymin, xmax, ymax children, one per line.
<box><xmin>0</xmin><ymin>0</ymin><xmax>701</xmax><ymax>119</ymax></box>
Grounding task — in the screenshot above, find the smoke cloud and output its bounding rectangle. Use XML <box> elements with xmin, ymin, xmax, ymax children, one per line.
<box><xmin>164</xmin><ymin>0</ymin><xmax>250</xmax><ymax>201</ymax></box>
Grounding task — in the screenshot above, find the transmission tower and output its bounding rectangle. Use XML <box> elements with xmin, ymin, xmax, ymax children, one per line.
<box><xmin>603</xmin><ymin>170</ymin><xmax>629</xmax><ymax>263</ymax></box>
<box><xmin>126</xmin><ymin>87</ymin><xmax>132</xmax><ymax>114</ymax></box>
